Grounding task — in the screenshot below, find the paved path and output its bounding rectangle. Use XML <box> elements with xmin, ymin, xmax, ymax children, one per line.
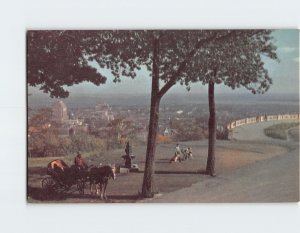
<box><xmin>145</xmin><ymin>121</ymin><xmax>299</xmax><ymax>202</ymax></box>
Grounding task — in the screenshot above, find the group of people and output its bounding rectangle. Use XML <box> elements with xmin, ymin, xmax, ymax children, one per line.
<box><xmin>50</xmin><ymin>142</ymin><xmax>192</xmax><ymax>173</ymax></box>
<box><xmin>170</xmin><ymin>143</ymin><xmax>193</xmax><ymax>163</ymax></box>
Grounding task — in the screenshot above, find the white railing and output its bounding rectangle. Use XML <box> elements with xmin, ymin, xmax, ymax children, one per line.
<box><xmin>227</xmin><ymin>113</ymin><xmax>300</xmax><ymax>130</ymax></box>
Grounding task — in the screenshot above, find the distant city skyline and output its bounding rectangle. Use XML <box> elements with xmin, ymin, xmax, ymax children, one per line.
<box><xmin>28</xmin><ymin>29</ymin><xmax>299</xmax><ymax>98</ymax></box>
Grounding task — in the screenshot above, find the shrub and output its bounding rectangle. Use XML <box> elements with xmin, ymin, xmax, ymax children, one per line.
<box><xmin>157</xmin><ymin>134</ymin><xmax>171</xmax><ymax>143</ymax></box>
<box><xmin>264</xmin><ymin>122</ymin><xmax>299</xmax><ymax>140</ymax></box>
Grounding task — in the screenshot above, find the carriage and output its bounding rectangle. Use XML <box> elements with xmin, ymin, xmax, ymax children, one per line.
<box><xmin>41</xmin><ymin>159</ymin><xmax>87</xmax><ymax>195</ymax></box>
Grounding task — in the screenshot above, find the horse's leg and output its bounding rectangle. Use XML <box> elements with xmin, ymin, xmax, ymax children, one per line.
<box><xmin>99</xmin><ymin>182</ymin><xmax>103</xmax><ymax>200</ymax></box>
<box><xmin>103</xmin><ymin>181</ymin><xmax>108</xmax><ymax>200</ymax></box>
<box><xmin>90</xmin><ymin>181</ymin><xmax>93</xmax><ymax>195</ymax></box>
<box><xmin>90</xmin><ymin>181</ymin><xmax>95</xmax><ymax>195</ymax></box>
<box><xmin>96</xmin><ymin>183</ymin><xmax>100</xmax><ymax>196</ymax></box>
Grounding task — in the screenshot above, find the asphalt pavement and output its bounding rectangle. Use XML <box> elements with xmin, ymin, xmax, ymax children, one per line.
<box><xmin>145</xmin><ymin>121</ymin><xmax>299</xmax><ymax>202</ymax></box>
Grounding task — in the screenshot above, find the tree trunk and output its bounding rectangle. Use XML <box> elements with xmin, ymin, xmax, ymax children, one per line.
<box><xmin>141</xmin><ymin>96</ymin><xmax>160</xmax><ymax>197</ymax></box>
<box><xmin>141</xmin><ymin>37</ymin><xmax>160</xmax><ymax>198</ymax></box>
<box><xmin>206</xmin><ymin>81</ymin><xmax>216</xmax><ymax>176</ymax></box>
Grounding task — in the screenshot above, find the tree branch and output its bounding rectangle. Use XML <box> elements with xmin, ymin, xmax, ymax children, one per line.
<box><xmin>157</xmin><ymin>30</ymin><xmax>254</xmax><ymax>98</ymax></box>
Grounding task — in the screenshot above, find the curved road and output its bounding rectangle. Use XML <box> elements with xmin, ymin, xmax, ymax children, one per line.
<box><xmin>146</xmin><ymin>121</ymin><xmax>299</xmax><ymax>202</ymax></box>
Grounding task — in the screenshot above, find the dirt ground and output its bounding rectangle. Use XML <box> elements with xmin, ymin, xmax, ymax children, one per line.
<box><xmin>27</xmin><ymin>139</ymin><xmax>288</xmax><ymax>203</ymax></box>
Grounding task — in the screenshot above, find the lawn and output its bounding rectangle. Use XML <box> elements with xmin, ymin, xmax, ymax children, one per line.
<box><xmin>264</xmin><ymin>122</ymin><xmax>299</xmax><ymax>140</ymax></box>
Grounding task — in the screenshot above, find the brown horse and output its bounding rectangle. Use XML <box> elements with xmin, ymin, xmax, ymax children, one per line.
<box><xmin>89</xmin><ymin>165</ymin><xmax>116</xmax><ymax>200</ymax></box>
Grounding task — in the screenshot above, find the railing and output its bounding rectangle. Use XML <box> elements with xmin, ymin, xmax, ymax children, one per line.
<box><xmin>227</xmin><ymin>113</ymin><xmax>300</xmax><ymax>130</ymax></box>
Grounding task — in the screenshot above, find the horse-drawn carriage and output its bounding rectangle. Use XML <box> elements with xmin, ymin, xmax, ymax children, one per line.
<box><xmin>41</xmin><ymin>159</ymin><xmax>87</xmax><ymax>195</ymax></box>
<box><xmin>41</xmin><ymin>159</ymin><xmax>117</xmax><ymax>199</ymax></box>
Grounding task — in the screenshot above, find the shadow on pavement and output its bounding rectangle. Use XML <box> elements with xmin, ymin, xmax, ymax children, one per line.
<box><xmin>155</xmin><ymin>170</ymin><xmax>207</xmax><ymax>175</ymax></box>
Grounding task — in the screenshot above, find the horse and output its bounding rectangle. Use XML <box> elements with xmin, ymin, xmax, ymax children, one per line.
<box><xmin>89</xmin><ymin>165</ymin><xmax>116</xmax><ymax>200</ymax></box>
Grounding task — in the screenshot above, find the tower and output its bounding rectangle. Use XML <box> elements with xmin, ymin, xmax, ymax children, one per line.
<box><xmin>52</xmin><ymin>100</ymin><xmax>68</xmax><ymax>124</ymax></box>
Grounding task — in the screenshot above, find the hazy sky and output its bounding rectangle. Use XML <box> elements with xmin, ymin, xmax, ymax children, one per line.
<box><xmin>29</xmin><ymin>29</ymin><xmax>299</xmax><ymax>97</ymax></box>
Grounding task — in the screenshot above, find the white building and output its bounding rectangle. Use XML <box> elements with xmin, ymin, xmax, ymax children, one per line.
<box><xmin>95</xmin><ymin>102</ymin><xmax>114</xmax><ymax>121</ymax></box>
<box><xmin>52</xmin><ymin>100</ymin><xmax>68</xmax><ymax>123</ymax></box>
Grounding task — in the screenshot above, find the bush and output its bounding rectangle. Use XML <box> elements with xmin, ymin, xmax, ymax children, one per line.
<box><xmin>157</xmin><ymin>134</ymin><xmax>171</xmax><ymax>144</ymax></box>
<box><xmin>264</xmin><ymin>122</ymin><xmax>299</xmax><ymax>140</ymax></box>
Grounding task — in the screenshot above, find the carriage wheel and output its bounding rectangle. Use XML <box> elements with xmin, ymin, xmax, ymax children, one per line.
<box><xmin>77</xmin><ymin>180</ymin><xmax>85</xmax><ymax>195</ymax></box>
<box><xmin>41</xmin><ymin>177</ymin><xmax>55</xmax><ymax>192</ymax></box>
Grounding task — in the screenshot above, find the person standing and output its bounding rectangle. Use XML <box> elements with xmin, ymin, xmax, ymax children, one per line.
<box><xmin>175</xmin><ymin>143</ymin><xmax>181</xmax><ymax>156</ymax></box>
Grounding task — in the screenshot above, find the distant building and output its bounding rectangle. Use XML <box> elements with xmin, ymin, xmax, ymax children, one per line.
<box><xmin>95</xmin><ymin>102</ymin><xmax>114</xmax><ymax>121</ymax></box>
<box><xmin>69</xmin><ymin>112</ymin><xmax>75</xmax><ymax>120</ymax></box>
<box><xmin>52</xmin><ymin>100</ymin><xmax>68</xmax><ymax>123</ymax></box>
<box><xmin>163</xmin><ymin>127</ymin><xmax>172</xmax><ymax>136</ymax></box>
<box><xmin>163</xmin><ymin>127</ymin><xmax>177</xmax><ymax>137</ymax></box>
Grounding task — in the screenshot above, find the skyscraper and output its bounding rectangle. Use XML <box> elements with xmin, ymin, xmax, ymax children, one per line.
<box><xmin>52</xmin><ymin>100</ymin><xmax>68</xmax><ymax>123</ymax></box>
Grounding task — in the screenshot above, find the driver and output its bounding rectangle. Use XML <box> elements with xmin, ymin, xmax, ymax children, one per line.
<box><xmin>74</xmin><ymin>152</ymin><xmax>88</xmax><ymax>170</ymax></box>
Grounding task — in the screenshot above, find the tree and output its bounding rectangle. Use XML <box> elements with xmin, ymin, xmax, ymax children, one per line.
<box><xmin>186</xmin><ymin>30</ymin><xmax>278</xmax><ymax>176</ymax></box>
<box><xmin>109</xmin><ymin>117</ymin><xmax>134</xmax><ymax>144</ymax></box>
<box><xmin>27</xmin><ymin>31</ymin><xmax>107</xmax><ymax>98</ymax></box>
<box><xmin>90</xmin><ymin>31</ymin><xmax>238</xmax><ymax>197</ymax></box>
<box><xmin>27</xmin><ymin>30</ymin><xmax>241</xmax><ymax>197</ymax></box>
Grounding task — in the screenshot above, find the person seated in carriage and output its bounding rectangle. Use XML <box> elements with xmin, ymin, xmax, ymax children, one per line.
<box><xmin>47</xmin><ymin>159</ymin><xmax>69</xmax><ymax>184</ymax></box>
<box><xmin>74</xmin><ymin>152</ymin><xmax>88</xmax><ymax>170</ymax></box>
<box><xmin>48</xmin><ymin>159</ymin><xmax>68</xmax><ymax>174</ymax></box>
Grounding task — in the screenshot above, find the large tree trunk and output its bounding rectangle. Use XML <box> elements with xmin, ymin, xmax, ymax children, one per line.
<box><xmin>206</xmin><ymin>81</ymin><xmax>216</xmax><ymax>176</ymax></box>
<box><xmin>141</xmin><ymin>37</ymin><xmax>161</xmax><ymax>198</ymax></box>
<box><xmin>141</xmin><ymin>96</ymin><xmax>160</xmax><ymax>197</ymax></box>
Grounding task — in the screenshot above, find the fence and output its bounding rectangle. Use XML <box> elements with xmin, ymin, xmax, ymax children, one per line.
<box><xmin>227</xmin><ymin>113</ymin><xmax>300</xmax><ymax>130</ymax></box>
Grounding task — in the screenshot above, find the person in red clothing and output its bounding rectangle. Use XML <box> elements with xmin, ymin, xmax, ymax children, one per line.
<box><xmin>74</xmin><ymin>152</ymin><xmax>87</xmax><ymax>170</ymax></box>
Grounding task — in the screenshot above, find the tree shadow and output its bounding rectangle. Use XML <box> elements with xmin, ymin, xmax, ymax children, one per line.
<box><xmin>27</xmin><ymin>185</ymin><xmax>141</xmax><ymax>202</ymax></box>
<box><xmin>27</xmin><ymin>186</ymin><xmax>67</xmax><ymax>201</ymax></box>
<box><xmin>155</xmin><ymin>170</ymin><xmax>207</xmax><ymax>175</ymax></box>
<box><xmin>107</xmin><ymin>194</ymin><xmax>141</xmax><ymax>201</ymax></box>
<box><xmin>155</xmin><ymin>159</ymin><xmax>171</xmax><ymax>164</ymax></box>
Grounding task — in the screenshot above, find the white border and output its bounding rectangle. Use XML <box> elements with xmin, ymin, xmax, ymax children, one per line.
<box><xmin>0</xmin><ymin>1</ymin><xmax>299</xmax><ymax>233</ymax></box>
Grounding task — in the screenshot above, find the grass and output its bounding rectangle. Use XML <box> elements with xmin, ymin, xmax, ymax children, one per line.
<box><xmin>264</xmin><ymin>122</ymin><xmax>299</xmax><ymax>140</ymax></box>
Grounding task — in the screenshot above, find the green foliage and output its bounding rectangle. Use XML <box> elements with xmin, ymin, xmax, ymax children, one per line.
<box><xmin>264</xmin><ymin>122</ymin><xmax>299</xmax><ymax>140</ymax></box>
<box><xmin>28</xmin><ymin>130</ymin><xmax>105</xmax><ymax>157</ymax></box>
<box><xmin>29</xmin><ymin>108</ymin><xmax>52</xmax><ymax>127</ymax></box>
<box><xmin>108</xmin><ymin>117</ymin><xmax>138</xmax><ymax>146</ymax></box>
<box><xmin>216</xmin><ymin>128</ymin><xmax>229</xmax><ymax>140</ymax></box>
<box><xmin>188</xmin><ymin>30</ymin><xmax>278</xmax><ymax>94</ymax></box>
<box><xmin>27</xmin><ymin>31</ymin><xmax>107</xmax><ymax>98</ymax></box>
<box><xmin>171</xmin><ymin>118</ymin><xmax>208</xmax><ymax>141</ymax></box>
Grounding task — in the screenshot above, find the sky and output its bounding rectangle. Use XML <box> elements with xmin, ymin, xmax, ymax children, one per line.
<box><xmin>29</xmin><ymin>29</ymin><xmax>299</xmax><ymax>98</ymax></box>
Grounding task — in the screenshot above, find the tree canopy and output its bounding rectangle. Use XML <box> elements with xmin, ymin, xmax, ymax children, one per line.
<box><xmin>27</xmin><ymin>31</ymin><xmax>106</xmax><ymax>98</ymax></box>
<box><xmin>186</xmin><ymin>30</ymin><xmax>278</xmax><ymax>93</ymax></box>
<box><xmin>27</xmin><ymin>30</ymin><xmax>278</xmax><ymax>197</ymax></box>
